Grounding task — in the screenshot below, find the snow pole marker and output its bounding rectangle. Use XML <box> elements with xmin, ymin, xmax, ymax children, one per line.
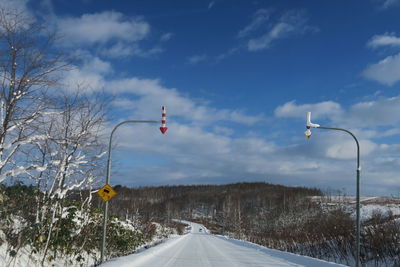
<box><xmin>160</xmin><ymin>106</ymin><xmax>168</xmax><ymax>134</ymax></box>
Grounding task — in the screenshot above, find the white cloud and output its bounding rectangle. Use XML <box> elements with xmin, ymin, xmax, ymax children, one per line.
<box><xmin>247</xmin><ymin>9</ymin><xmax>317</xmax><ymax>51</ymax></box>
<box><xmin>367</xmin><ymin>33</ymin><xmax>400</xmax><ymax>48</ymax></box>
<box><xmin>216</xmin><ymin>47</ymin><xmax>240</xmax><ymax>62</ymax></box>
<box><xmin>326</xmin><ymin>138</ymin><xmax>377</xmax><ymax>159</ymax></box>
<box><xmin>347</xmin><ymin>96</ymin><xmax>400</xmax><ymax>127</ymax></box>
<box><xmin>208</xmin><ymin>1</ymin><xmax>215</xmax><ymax>9</ymax></box>
<box><xmin>276</xmin><ymin>97</ymin><xmax>400</xmax><ymax>129</ymax></box>
<box><xmin>275</xmin><ymin>100</ymin><xmax>342</xmax><ymax>119</ymax></box>
<box><xmin>10</xmin><ymin>3</ymin><xmax>168</xmax><ymax>59</ymax></box>
<box><xmin>111</xmin><ymin>122</ymin><xmax>279</xmax><ymax>181</ymax></box>
<box><xmin>248</xmin><ymin>23</ymin><xmax>294</xmax><ymax>51</ymax></box>
<box><xmin>107</xmin><ymin>77</ymin><xmax>263</xmax><ymax>125</ymax></box>
<box><xmin>362</xmin><ymin>53</ymin><xmax>400</xmax><ymax>86</ymax></box>
<box><xmin>99</xmin><ymin>77</ymin><xmax>400</xmax><ymax>195</ymax></box>
<box><xmin>101</xmin><ymin>42</ymin><xmax>163</xmax><ymax>58</ymax></box>
<box><xmin>110</xmin><ymin>117</ymin><xmax>399</xmax><ymax>195</ymax></box>
<box><xmin>0</xmin><ymin>0</ymin><xmax>30</xmax><ymax>13</ymax></box>
<box><xmin>57</xmin><ymin>11</ymin><xmax>150</xmax><ymax>46</ymax></box>
<box><xmin>53</xmin><ymin>50</ymin><xmax>400</xmax><ymax>196</ymax></box>
<box><xmin>62</xmin><ymin>57</ymin><xmax>262</xmax><ymax>125</ymax></box>
<box><xmin>188</xmin><ymin>54</ymin><xmax>207</xmax><ymax>64</ymax></box>
<box><xmin>213</xmin><ymin>126</ymin><xmax>234</xmax><ymax>136</ymax></box>
<box><xmin>61</xmin><ymin>57</ymin><xmax>111</xmax><ymax>92</ymax></box>
<box><xmin>160</xmin><ymin>33</ymin><xmax>173</xmax><ymax>42</ymax></box>
<box><xmin>54</xmin><ymin>11</ymin><xmax>166</xmax><ymax>58</ymax></box>
<box><xmin>238</xmin><ymin>9</ymin><xmax>271</xmax><ymax>38</ymax></box>
<box><xmin>217</xmin><ymin>9</ymin><xmax>317</xmax><ymax>60</ymax></box>
<box><xmin>377</xmin><ymin>0</ymin><xmax>400</xmax><ymax>9</ymax></box>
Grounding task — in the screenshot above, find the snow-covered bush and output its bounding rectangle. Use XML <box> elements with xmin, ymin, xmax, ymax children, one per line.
<box><xmin>0</xmin><ymin>183</ymin><xmax>155</xmax><ymax>266</ymax></box>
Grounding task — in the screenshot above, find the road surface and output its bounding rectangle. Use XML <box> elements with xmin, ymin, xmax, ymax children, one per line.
<box><xmin>101</xmin><ymin>222</ymin><xmax>345</xmax><ymax>267</ymax></box>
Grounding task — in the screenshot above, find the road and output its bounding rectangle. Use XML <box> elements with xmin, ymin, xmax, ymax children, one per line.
<box><xmin>101</xmin><ymin>222</ymin><xmax>345</xmax><ymax>267</ymax></box>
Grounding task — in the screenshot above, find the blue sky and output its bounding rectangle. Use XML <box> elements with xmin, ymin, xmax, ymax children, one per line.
<box><xmin>7</xmin><ymin>0</ymin><xmax>400</xmax><ymax>195</ymax></box>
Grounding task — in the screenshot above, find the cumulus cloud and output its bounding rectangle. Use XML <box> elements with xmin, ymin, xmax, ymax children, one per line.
<box><xmin>275</xmin><ymin>97</ymin><xmax>400</xmax><ymax>129</ymax></box>
<box><xmin>0</xmin><ymin>0</ymin><xmax>30</xmax><ymax>14</ymax></box>
<box><xmin>325</xmin><ymin>138</ymin><xmax>377</xmax><ymax>159</ymax></box>
<box><xmin>110</xmin><ymin>117</ymin><xmax>400</xmax><ymax>195</ymax></box>
<box><xmin>107</xmin><ymin>77</ymin><xmax>263</xmax><ymax>125</ymax></box>
<box><xmin>10</xmin><ymin>0</ymin><xmax>400</xmax><ymax>195</ymax></box>
<box><xmin>101</xmin><ymin>42</ymin><xmax>163</xmax><ymax>58</ymax></box>
<box><xmin>273</xmin><ymin>98</ymin><xmax>400</xmax><ymax>177</ymax></box>
<box><xmin>64</xmin><ymin>57</ymin><xmax>262</xmax><ymax>126</ymax></box>
<box><xmin>57</xmin><ymin>11</ymin><xmax>150</xmax><ymax>45</ymax></box>
<box><xmin>271</xmin><ymin>97</ymin><xmax>400</xmax><ymax>194</ymax></box>
<box><xmin>100</xmin><ymin>79</ymin><xmax>400</xmax><ymax>195</ymax></box>
<box><xmin>275</xmin><ymin>100</ymin><xmax>342</xmax><ymax>119</ymax></box>
<box><xmin>213</xmin><ymin>126</ymin><xmax>234</xmax><ymax>136</ymax></box>
<box><xmin>362</xmin><ymin>53</ymin><xmax>400</xmax><ymax>86</ymax></box>
<box><xmin>367</xmin><ymin>33</ymin><xmax>400</xmax><ymax>48</ymax></box>
<box><xmin>49</xmin><ymin>13</ymin><xmax>400</xmax><ymax>196</ymax></box>
<box><xmin>61</xmin><ymin>57</ymin><xmax>111</xmax><ymax>92</ymax></box>
<box><xmin>54</xmin><ymin>11</ymin><xmax>166</xmax><ymax>58</ymax></box>
<box><xmin>348</xmin><ymin>96</ymin><xmax>400</xmax><ymax>127</ymax></box>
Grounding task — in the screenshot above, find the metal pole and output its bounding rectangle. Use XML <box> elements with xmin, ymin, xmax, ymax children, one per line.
<box><xmin>318</xmin><ymin>126</ymin><xmax>361</xmax><ymax>267</ymax></box>
<box><xmin>100</xmin><ymin>120</ymin><xmax>161</xmax><ymax>263</ymax></box>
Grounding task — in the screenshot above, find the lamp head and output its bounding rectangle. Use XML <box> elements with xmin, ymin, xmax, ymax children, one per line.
<box><xmin>305</xmin><ymin>112</ymin><xmax>320</xmax><ymax>139</ymax></box>
<box><xmin>305</xmin><ymin>127</ymin><xmax>311</xmax><ymax>139</ymax></box>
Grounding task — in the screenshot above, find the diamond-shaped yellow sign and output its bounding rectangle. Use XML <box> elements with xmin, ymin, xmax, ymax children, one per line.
<box><xmin>97</xmin><ymin>184</ymin><xmax>117</xmax><ymax>202</ymax></box>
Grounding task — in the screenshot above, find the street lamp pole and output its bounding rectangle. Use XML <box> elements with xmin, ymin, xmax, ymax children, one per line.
<box><xmin>100</xmin><ymin>107</ymin><xmax>168</xmax><ymax>263</ymax></box>
<box><xmin>305</xmin><ymin>112</ymin><xmax>361</xmax><ymax>267</ymax></box>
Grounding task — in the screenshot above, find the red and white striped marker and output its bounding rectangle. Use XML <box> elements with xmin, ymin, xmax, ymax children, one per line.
<box><xmin>160</xmin><ymin>106</ymin><xmax>168</xmax><ymax>134</ymax></box>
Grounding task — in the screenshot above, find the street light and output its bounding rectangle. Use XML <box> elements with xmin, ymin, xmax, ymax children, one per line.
<box><xmin>100</xmin><ymin>106</ymin><xmax>168</xmax><ymax>263</ymax></box>
<box><xmin>305</xmin><ymin>111</ymin><xmax>361</xmax><ymax>267</ymax></box>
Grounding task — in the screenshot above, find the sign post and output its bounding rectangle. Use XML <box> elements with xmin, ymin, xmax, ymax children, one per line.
<box><xmin>99</xmin><ymin>107</ymin><xmax>168</xmax><ymax>264</ymax></box>
<box><xmin>305</xmin><ymin>111</ymin><xmax>361</xmax><ymax>267</ymax></box>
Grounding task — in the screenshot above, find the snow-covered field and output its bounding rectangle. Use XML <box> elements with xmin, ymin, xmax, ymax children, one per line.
<box><xmin>310</xmin><ymin>195</ymin><xmax>400</xmax><ymax>221</ymax></box>
<box><xmin>357</xmin><ymin>204</ymin><xmax>400</xmax><ymax>221</ymax></box>
<box><xmin>100</xmin><ymin>222</ymin><xmax>346</xmax><ymax>267</ymax></box>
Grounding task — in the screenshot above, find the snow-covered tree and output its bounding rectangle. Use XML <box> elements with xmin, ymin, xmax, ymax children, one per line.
<box><xmin>0</xmin><ymin>7</ymin><xmax>69</xmax><ymax>183</ymax></box>
<box><xmin>0</xmin><ymin>7</ymin><xmax>108</xmax><ymax>264</ymax></box>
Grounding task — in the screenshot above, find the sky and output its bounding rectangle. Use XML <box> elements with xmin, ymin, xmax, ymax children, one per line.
<box><xmin>5</xmin><ymin>0</ymin><xmax>400</xmax><ymax>196</ymax></box>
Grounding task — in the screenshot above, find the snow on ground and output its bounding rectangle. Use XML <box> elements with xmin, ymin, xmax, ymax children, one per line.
<box><xmin>309</xmin><ymin>196</ymin><xmax>400</xmax><ymax>204</ymax></box>
<box><xmin>0</xmin><ymin>238</ymin><xmax>96</xmax><ymax>267</ymax></box>
<box><xmin>357</xmin><ymin>204</ymin><xmax>400</xmax><ymax>221</ymax></box>
<box><xmin>310</xmin><ymin>195</ymin><xmax>400</xmax><ymax>221</ymax></box>
<box><xmin>100</xmin><ymin>222</ymin><xmax>346</xmax><ymax>267</ymax></box>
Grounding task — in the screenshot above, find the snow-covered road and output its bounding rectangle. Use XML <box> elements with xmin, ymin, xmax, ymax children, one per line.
<box><xmin>100</xmin><ymin>222</ymin><xmax>346</xmax><ymax>267</ymax></box>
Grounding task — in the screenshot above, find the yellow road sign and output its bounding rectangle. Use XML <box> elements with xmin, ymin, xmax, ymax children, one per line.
<box><xmin>97</xmin><ymin>184</ymin><xmax>117</xmax><ymax>202</ymax></box>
